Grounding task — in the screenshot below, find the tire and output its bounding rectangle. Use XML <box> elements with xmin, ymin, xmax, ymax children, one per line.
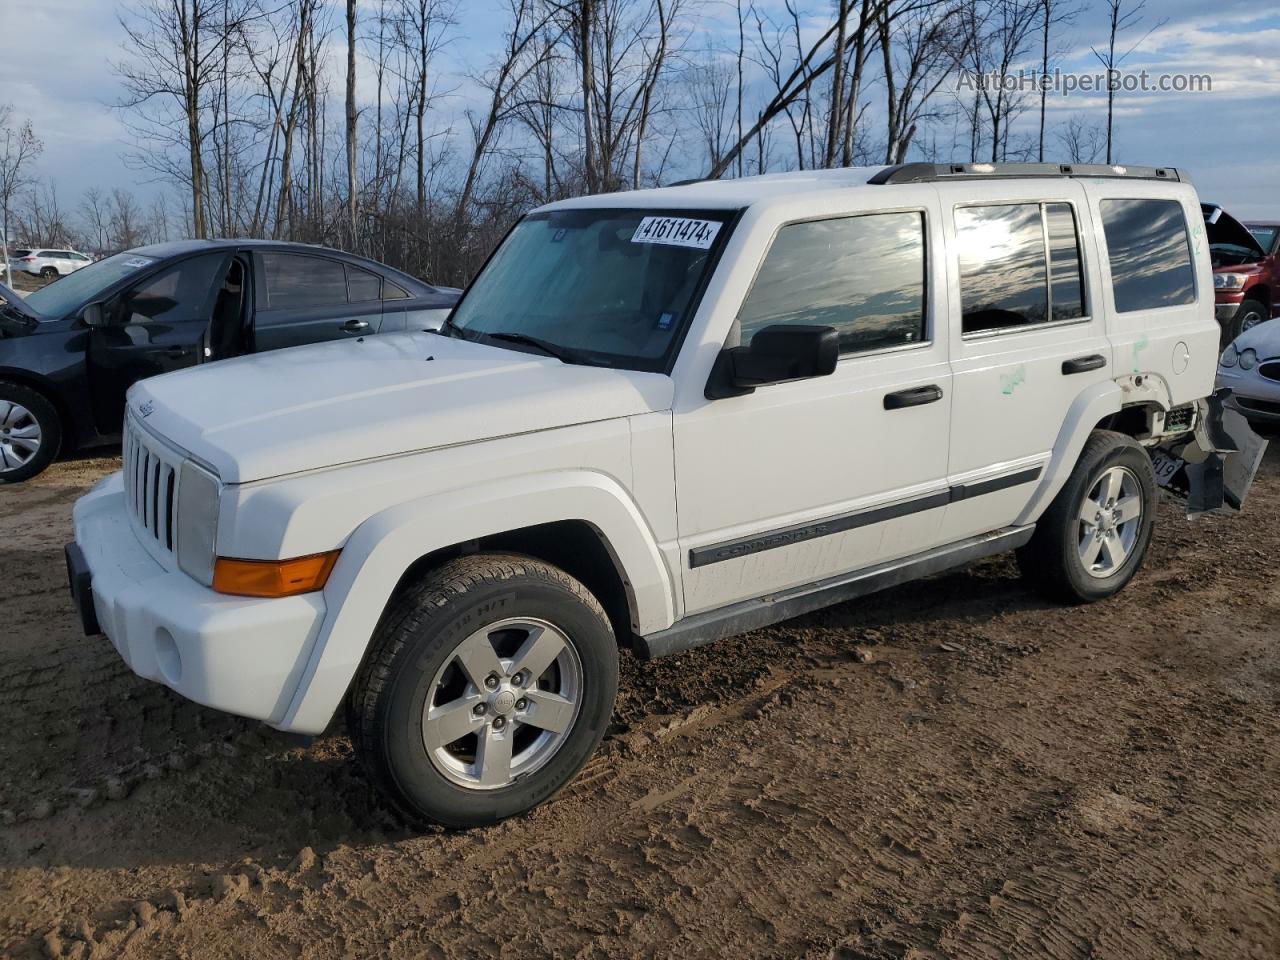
<box><xmin>0</xmin><ymin>381</ymin><xmax>61</xmax><ymax>483</ymax></box>
<box><xmin>39</xmin><ymin>266</ymin><xmax>57</xmax><ymax>279</ymax></box>
<box><xmin>348</xmin><ymin>553</ymin><xmax>619</xmax><ymax>829</ymax></box>
<box><xmin>1231</xmin><ymin>299</ymin><xmax>1270</xmax><ymax>341</ymax></box>
<box><xmin>1017</xmin><ymin>430</ymin><xmax>1157</xmax><ymax>603</ymax></box>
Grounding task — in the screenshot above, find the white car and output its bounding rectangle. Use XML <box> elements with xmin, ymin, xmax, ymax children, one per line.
<box><xmin>12</xmin><ymin>247</ymin><xmax>94</xmax><ymax>278</ymax></box>
<box><xmin>1218</xmin><ymin>320</ymin><xmax>1280</xmax><ymax>438</ymax></box>
<box><xmin>68</xmin><ymin>162</ymin><xmax>1251</xmax><ymax>828</ymax></box>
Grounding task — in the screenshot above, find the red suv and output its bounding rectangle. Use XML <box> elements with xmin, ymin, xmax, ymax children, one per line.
<box><xmin>1204</xmin><ymin>204</ymin><xmax>1279</xmax><ymax>342</ymax></box>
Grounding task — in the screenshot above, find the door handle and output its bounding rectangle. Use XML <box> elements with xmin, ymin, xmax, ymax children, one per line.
<box><xmin>341</xmin><ymin>319</ymin><xmax>371</xmax><ymax>333</ymax></box>
<box><xmin>1062</xmin><ymin>354</ymin><xmax>1106</xmax><ymax>375</ymax></box>
<box><xmin>883</xmin><ymin>384</ymin><xmax>943</xmax><ymax>410</ymax></box>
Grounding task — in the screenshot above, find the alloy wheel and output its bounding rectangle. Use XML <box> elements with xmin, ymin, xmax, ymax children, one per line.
<box><xmin>0</xmin><ymin>401</ymin><xmax>42</xmax><ymax>472</ymax></box>
<box><xmin>423</xmin><ymin>617</ymin><xmax>583</xmax><ymax>790</ymax></box>
<box><xmin>1077</xmin><ymin>465</ymin><xmax>1143</xmax><ymax>578</ymax></box>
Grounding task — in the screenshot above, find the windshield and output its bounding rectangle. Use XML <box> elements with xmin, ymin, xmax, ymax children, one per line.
<box><xmin>448</xmin><ymin>207</ymin><xmax>734</xmax><ymax>371</ymax></box>
<box><xmin>24</xmin><ymin>251</ymin><xmax>158</xmax><ymax>318</ymax></box>
<box><xmin>1249</xmin><ymin>225</ymin><xmax>1279</xmax><ymax>253</ymax></box>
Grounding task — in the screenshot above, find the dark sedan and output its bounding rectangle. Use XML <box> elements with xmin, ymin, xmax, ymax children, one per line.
<box><xmin>0</xmin><ymin>239</ymin><xmax>459</xmax><ymax>482</ymax></box>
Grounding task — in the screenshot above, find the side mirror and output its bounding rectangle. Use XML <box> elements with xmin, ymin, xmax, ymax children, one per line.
<box><xmin>705</xmin><ymin>323</ymin><xmax>839</xmax><ymax>399</ymax></box>
<box><xmin>81</xmin><ymin>302</ymin><xmax>106</xmax><ymax>327</ymax></box>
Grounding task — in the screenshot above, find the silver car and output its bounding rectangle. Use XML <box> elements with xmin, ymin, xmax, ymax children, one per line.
<box><xmin>1218</xmin><ymin>320</ymin><xmax>1280</xmax><ymax>438</ymax></box>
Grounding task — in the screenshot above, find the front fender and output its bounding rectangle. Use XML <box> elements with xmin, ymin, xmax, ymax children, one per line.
<box><xmin>277</xmin><ymin>470</ymin><xmax>675</xmax><ymax>734</ymax></box>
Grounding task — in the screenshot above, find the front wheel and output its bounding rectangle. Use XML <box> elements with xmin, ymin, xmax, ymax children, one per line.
<box><xmin>1017</xmin><ymin>430</ymin><xmax>1157</xmax><ymax>603</ymax></box>
<box><xmin>0</xmin><ymin>382</ymin><xmax>61</xmax><ymax>483</ymax></box>
<box><xmin>348</xmin><ymin>553</ymin><xmax>619</xmax><ymax>828</ymax></box>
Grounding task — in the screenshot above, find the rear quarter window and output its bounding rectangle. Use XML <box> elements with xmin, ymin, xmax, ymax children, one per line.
<box><xmin>1100</xmin><ymin>198</ymin><xmax>1196</xmax><ymax>312</ymax></box>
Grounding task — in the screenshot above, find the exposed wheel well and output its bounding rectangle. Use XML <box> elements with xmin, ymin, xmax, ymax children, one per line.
<box><xmin>388</xmin><ymin>520</ymin><xmax>637</xmax><ymax>648</ymax></box>
<box><xmin>0</xmin><ymin>372</ymin><xmax>73</xmax><ymax>454</ymax></box>
<box><xmin>1095</xmin><ymin>404</ymin><xmax>1156</xmax><ymax>440</ymax></box>
<box><xmin>1243</xmin><ymin>285</ymin><xmax>1270</xmax><ymax>310</ymax></box>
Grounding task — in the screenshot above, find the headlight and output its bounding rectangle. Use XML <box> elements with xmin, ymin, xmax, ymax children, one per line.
<box><xmin>1239</xmin><ymin>347</ymin><xmax>1258</xmax><ymax>370</ymax></box>
<box><xmin>1214</xmin><ymin>272</ymin><xmax>1249</xmax><ymax>291</ymax></box>
<box><xmin>177</xmin><ymin>460</ymin><xmax>220</xmax><ymax>585</ymax></box>
<box><xmin>1220</xmin><ymin>344</ymin><xmax>1238</xmax><ymax>367</ymax></box>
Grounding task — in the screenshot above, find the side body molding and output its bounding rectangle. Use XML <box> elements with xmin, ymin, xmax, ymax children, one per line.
<box><xmin>1015</xmin><ymin>379</ymin><xmax>1124</xmax><ymax>526</ymax></box>
<box><xmin>279</xmin><ymin>470</ymin><xmax>676</xmax><ymax>734</ymax></box>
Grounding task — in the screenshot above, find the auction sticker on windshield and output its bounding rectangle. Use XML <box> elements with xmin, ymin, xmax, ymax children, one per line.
<box><xmin>632</xmin><ymin>216</ymin><xmax>721</xmax><ymax>249</ymax></box>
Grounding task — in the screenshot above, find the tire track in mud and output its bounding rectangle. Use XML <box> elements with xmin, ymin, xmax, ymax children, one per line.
<box><xmin>2</xmin><ymin>454</ymin><xmax>1280</xmax><ymax>959</ymax></box>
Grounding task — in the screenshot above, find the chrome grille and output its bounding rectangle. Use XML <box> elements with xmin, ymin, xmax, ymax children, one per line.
<box><xmin>122</xmin><ymin>420</ymin><xmax>180</xmax><ymax>552</ymax></box>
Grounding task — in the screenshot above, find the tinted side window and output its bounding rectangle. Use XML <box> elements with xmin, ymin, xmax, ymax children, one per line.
<box><xmin>1100</xmin><ymin>198</ymin><xmax>1195</xmax><ymax>312</ymax></box>
<box><xmin>347</xmin><ymin>265</ymin><xmax>382</xmax><ymax>302</ymax></box>
<box><xmin>738</xmin><ymin>211</ymin><xmax>926</xmax><ymax>355</ymax></box>
<box><xmin>119</xmin><ymin>254</ymin><xmax>225</xmax><ymax>325</ymax></box>
<box><xmin>383</xmin><ymin>280</ymin><xmax>410</xmax><ymax>300</ymax></box>
<box><xmin>264</xmin><ymin>253</ymin><xmax>349</xmax><ymax>308</ymax></box>
<box><xmin>957</xmin><ymin>204</ymin><xmax>1047</xmax><ymax>333</ymax></box>
<box><xmin>1046</xmin><ymin>203</ymin><xmax>1086</xmax><ymax>321</ymax></box>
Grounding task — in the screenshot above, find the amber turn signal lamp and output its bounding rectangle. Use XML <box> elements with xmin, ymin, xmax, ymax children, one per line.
<box><xmin>212</xmin><ymin>551</ymin><xmax>340</xmax><ymax>598</ymax></box>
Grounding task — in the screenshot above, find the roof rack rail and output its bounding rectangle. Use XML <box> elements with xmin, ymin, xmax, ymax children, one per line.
<box><xmin>868</xmin><ymin>162</ymin><xmax>1188</xmax><ymax>185</ymax></box>
<box><xmin>666</xmin><ymin>177</ymin><xmax>710</xmax><ymax>187</ymax></box>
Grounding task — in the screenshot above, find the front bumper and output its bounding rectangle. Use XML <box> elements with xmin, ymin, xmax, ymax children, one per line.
<box><xmin>71</xmin><ymin>473</ymin><xmax>326</xmax><ymax>728</ymax></box>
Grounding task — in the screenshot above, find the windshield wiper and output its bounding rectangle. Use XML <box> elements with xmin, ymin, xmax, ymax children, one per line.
<box><xmin>482</xmin><ymin>331</ymin><xmax>582</xmax><ymax>364</ymax></box>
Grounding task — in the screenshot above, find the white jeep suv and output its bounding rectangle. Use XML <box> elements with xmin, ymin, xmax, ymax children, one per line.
<box><xmin>68</xmin><ymin>163</ymin><xmax>1257</xmax><ymax>827</ymax></box>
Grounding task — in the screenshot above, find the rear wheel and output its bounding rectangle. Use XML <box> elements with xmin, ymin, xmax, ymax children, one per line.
<box><xmin>0</xmin><ymin>382</ymin><xmax>61</xmax><ymax>483</ymax></box>
<box><xmin>1017</xmin><ymin>430</ymin><xmax>1157</xmax><ymax>603</ymax></box>
<box><xmin>38</xmin><ymin>266</ymin><xmax>57</xmax><ymax>279</ymax></box>
<box><xmin>348</xmin><ymin>553</ymin><xmax>618</xmax><ymax>828</ymax></box>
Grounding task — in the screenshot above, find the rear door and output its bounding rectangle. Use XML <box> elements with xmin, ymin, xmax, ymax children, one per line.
<box><xmin>936</xmin><ymin>180</ymin><xmax>1114</xmax><ymax>544</ymax></box>
<box><xmin>250</xmin><ymin>251</ymin><xmax>384</xmax><ymax>351</ymax></box>
<box><xmin>87</xmin><ymin>252</ymin><xmax>230</xmax><ymax>433</ymax></box>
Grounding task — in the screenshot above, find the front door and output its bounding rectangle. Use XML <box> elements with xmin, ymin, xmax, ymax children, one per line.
<box><xmin>88</xmin><ymin>252</ymin><xmax>231</xmax><ymax>434</ymax></box>
<box><xmin>674</xmin><ymin>205</ymin><xmax>953</xmax><ymax>616</ymax></box>
<box><xmin>937</xmin><ymin>182</ymin><xmax>1114</xmax><ymax>543</ymax></box>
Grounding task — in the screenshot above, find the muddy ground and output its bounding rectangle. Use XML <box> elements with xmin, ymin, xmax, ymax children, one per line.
<box><xmin>1</xmin><ymin>451</ymin><xmax>1278</xmax><ymax>959</ymax></box>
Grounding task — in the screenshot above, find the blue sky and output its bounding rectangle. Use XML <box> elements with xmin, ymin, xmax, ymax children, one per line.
<box><xmin>2</xmin><ymin>0</ymin><xmax>1278</xmax><ymax>219</ymax></box>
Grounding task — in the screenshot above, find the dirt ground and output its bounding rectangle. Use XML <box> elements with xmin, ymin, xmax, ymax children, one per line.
<box><xmin>1</xmin><ymin>451</ymin><xmax>1278</xmax><ymax>960</ymax></box>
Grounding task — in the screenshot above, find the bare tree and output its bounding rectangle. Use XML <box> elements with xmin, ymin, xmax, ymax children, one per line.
<box><xmin>1036</xmin><ymin>0</ymin><xmax>1078</xmax><ymax>161</ymax></box>
<box><xmin>344</xmin><ymin>0</ymin><xmax>358</xmax><ymax>245</ymax></box>
<box><xmin>115</xmin><ymin>1</ymin><xmax>254</xmax><ymax>239</ymax></box>
<box><xmin>880</xmin><ymin>2</ymin><xmax>966</xmax><ymax>164</ymax></box>
<box><xmin>455</xmin><ymin>0</ymin><xmax>558</xmax><ymax>230</ymax></box>
<box><xmin>707</xmin><ymin>0</ymin><xmax>900</xmax><ymax>179</ymax></box>
<box><xmin>687</xmin><ymin>58</ymin><xmax>736</xmax><ymax>174</ymax></box>
<box><xmin>972</xmin><ymin>0</ymin><xmax>1042</xmax><ymax>162</ymax></box>
<box><xmin>80</xmin><ymin>188</ymin><xmax>112</xmax><ymax>254</ymax></box>
<box><xmin>1091</xmin><ymin>0</ymin><xmax>1162</xmax><ymax>163</ymax></box>
<box><xmin>0</xmin><ymin>105</ymin><xmax>41</xmax><ymax>281</ymax></box>
<box><xmin>1055</xmin><ymin>113</ymin><xmax>1106</xmax><ymax>162</ymax></box>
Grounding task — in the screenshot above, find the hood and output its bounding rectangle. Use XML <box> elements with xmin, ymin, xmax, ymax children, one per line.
<box><xmin>1203</xmin><ymin>204</ymin><xmax>1266</xmax><ymax>261</ymax></box>
<box><xmin>1228</xmin><ymin>316</ymin><xmax>1280</xmax><ymax>356</ymax></box>
<box><xmin>130</xmin><ymin>331</ymin><xmax>674</xmax><ymax>483</ymax></box>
